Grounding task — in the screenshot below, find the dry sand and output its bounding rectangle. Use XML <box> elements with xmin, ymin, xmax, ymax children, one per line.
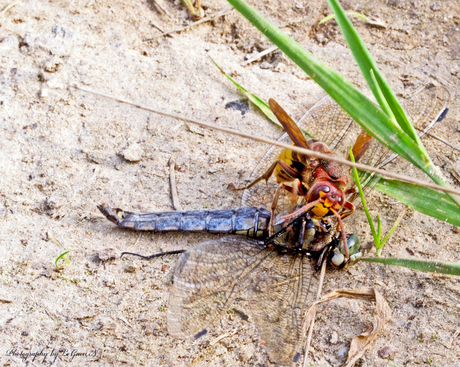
<box><xmin>1</xmin><ymin>0</ymin><xmax>459</xmax><ymax>366</ymax></box>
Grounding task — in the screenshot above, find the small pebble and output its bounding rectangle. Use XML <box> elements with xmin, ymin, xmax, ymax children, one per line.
<box><xmin>259</xmin><ymin>61</ymin><xmax>272</xmax><ymax>69</ymax></box>
<box><xmin>123</xmin><ymin>264</ymin><xmax>136</xmax><ymax>273</ymax></box>
<box><xmin>378</xmin><ymin>346</ymin><xmax>394</xmax><ymax>359</ymax></box>
<box><xmin>431</xmin><ymin>2</ymin><xmax>440</xmax><ymax>11</ymax></box>
<box><xmin>44</xmin><ymin>57</ymin><xmax>63</xmax><ymax>73</ymax></box>
<box><xmin>86</xmin><ymin>151</ymin><xmax>106</xmax><ymax>164</ymax></box>
<box><xmin>330</xmin><ymin>331</ymin><xmax>338</xmax><ymax>344</ymax></box>
<box><xmin>121</xmin><ymin>143</ymin><xmax>144</xmax><ymax>162</ymax></box>
<box><xmin>1</xmin><ymin>36</ymin><xmax>19</xmax><ymax>49</ymax></box>
<box><xmin>97</xmin><ymin>248</ymin><xmax>116</xmax><ymax>261</ymax></box>
<box><xmin>336</xmin><ymin>345</ymin><xmax>349</xmax><ymax>360</ymax></box>
<box><xmin>315</xmin><ymin>33</ymin><xmax>327</xmax><ymax>45</ymax></box>
<box><xmin>52</xmin><ymin>24</ymin><xmax>74</xmax><ymax>38</ymax></box>
<box><xmin>225</xmin><ymin>99</ymin><xmax>250</xmax><ymax>115</ymax></box>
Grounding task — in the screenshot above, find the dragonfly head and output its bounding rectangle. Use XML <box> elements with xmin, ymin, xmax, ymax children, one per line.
<box><xmin>331</xmin><ymin>234</ymin><xmax>362</xmax><ymax>268</ymax></box>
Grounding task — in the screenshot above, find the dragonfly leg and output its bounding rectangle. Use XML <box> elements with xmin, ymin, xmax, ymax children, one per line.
<box><xmin>330</xmin><ymin>207</ymin><xmax>349</xmax><ymax>260</ymax></box>
<box><xmin>296</xmin><ymin>216</ymin><xmax>307</xmax><ymax>250</ymax></box>
<box><xmin>269</xmin><ymin>185</ymin><xmax>282</xmax><ymax>236</ymax></box>
<box><xmin>121</xmin><ymin>250</ymin><xmax>186</xmax><ymax>260</ymax></box>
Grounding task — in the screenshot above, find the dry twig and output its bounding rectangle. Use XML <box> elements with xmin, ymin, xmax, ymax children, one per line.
<box><xmin>302</xmin><ymin>256</ymin><xmax>327</xmax><ymax>367</ymax></box>
<box><xmin>70</xmin><ymin>84</ymin><xmax>460</xmax><ymax>197</ymax></box>
<box><xmin>169</xmin><ymin>156</ymin><xmax>182</xmax><ymax>211</ymax></box>
<box><xmin>241</xmin><ymin>45</ymin><xmax>279</xmax><ymax>66</ymax></box>
<box><xmin>0</xmin><ymin>0</ymin><xmax>22</xmax><ymax>16</ymax></box>
<box><xmin>144</xmin><ymin>7</ymin><xmax>233</xmax><ymax>41</ymax></box>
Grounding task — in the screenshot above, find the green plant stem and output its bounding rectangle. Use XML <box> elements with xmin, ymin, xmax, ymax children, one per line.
<box><xmin>349</xmin><ymin>149</ymin><xmax>379</xmax><ymax>246</ymax></box>
<box><xmin>379</xmin><ymin>207</ymin><xmax>407</xmax><ymax>253</ymax></box>
<box><xmin>369</xmin><ymin>69</ymin><xmax>396</xmax><ymax>125</ymax></box>
<box><xmin>376</xmin><ymin>214</ymin><xmax>382</xmax><ymax>255</ymax></box>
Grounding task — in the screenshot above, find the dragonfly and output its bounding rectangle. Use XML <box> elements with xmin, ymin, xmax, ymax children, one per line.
<box><xmin>99</xmin><ymin>84</ymin><xmax>449</xmax><ymax>366</ymax></box>
<box><xmin>99</xmin><ymin>203</ymin><xmax>360</xmax><ymax>365</ymax></box>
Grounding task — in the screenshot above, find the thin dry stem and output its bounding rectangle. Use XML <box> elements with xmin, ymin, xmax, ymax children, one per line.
<box><xmin>70</xmin><ymin>84</ymin><xmax>460</xmax><ymax>197</ymax></box>
<box><xmin>150</xmin><ymin>0</ymin><xmax>173</xmax><ymax>19</ymax></box>
<box><xmin>0</xmin><ymin>0</ymin><xmax>22</xmax><ymax>16</ymax></box>
<box><xmin>426</xmin><ymin>131</ymin><xmax>460</xmax><ymax>152</ymax></box>
<box><xmin>302</xmin><ymin>256</ymin><xmax>327</xmax><ymax>367</ymax></box>
<box><xmin>241</xmin><ymin>45</ymin><xmax>279</xmax><ymax>66</ymax></box>
<box><xmin>169</xmin><ymin>156</ymin><xmax>183</xmax><ymax>211</ymax></box>
<box><xmin>144</xmin><ymin>7</ymin><xmax>232</xmax><ymax>41</ymax></box>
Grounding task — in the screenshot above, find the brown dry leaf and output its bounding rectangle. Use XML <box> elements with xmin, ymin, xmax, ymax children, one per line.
<box><xmin>303</xmin><ymin>287</ymin><xmax>392</xmax><ymax>366</ymax></box>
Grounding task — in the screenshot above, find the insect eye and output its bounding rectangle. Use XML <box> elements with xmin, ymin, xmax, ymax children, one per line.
<box><xmin>323</xmin><ymin>186</ymin><xmax>330</xmax><ymax>193</ymax></box>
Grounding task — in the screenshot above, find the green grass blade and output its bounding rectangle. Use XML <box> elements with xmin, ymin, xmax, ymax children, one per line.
<box><xmin>226</xmin><ymin>0</ymin><xmax>429</xmax><ymax>172</ymax></box>
<box><xmin>369</xmin><ymin>69</ymin><xmax>396</xmax><ymax>124</ymax></box>
<box><xmin>210</xmin><ymin>58</ymin><xmax>280</xmax><ymax>127</ymax></box>
<box><xmin>376</xmin><ymin>214</ymin><xmax>382</xmax><ymax>254</ymax></box>
<box><xmin>380</xmin><ymin>208</ymin><xmax>406</xmax><ymax>248</ymax></box>
<box><xmin>375</xmin><ymin>178</ymin><xmax>460</xmax><ymax>226</ymax></box>
<box><xmin>362</xmin><ymin>257</ymin><xmax>460</xmax><ymax>276</ymax></box>
<box><xmin>326</xmin><ymin>0</ymin><xmax>423</xmax><ymax>148</ymax></box>
<box><xmin>426</xmin><ymin>165</ymin><xmax>460</xmax><ymax>207</ymax></box>
<box><xmin>55</xmin><ymin>250</ymin><xmax>71</xmax><ymax>268</ymax></box>
<box><xmin>318</xmin><ymin>14</ymin><xmax>336</xmax><ymax>25</ymax></box>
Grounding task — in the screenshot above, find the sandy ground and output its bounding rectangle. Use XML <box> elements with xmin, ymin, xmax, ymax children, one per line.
<box><xmin>1</xmin><ymin>0</ymin><xmax>459</xmax><ymax>366</ymax></box>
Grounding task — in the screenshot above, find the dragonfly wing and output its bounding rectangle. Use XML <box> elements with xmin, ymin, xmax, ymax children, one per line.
<box><xmin>249</xmin><ymin>253</ymin><xmax>314</xmax><ymax>366</ymax></box>
<box><xmin>404</xmin><ymin>84</ymin><xmax>450</xmax><ymax>137</ymax></box>
<box><xmin>296</xmin><ymin>94</ymin><xmax>356</xmax><ymax>151</ymax></box>
<box><xmin>349</xmin><ymin>85</ymin><xmax>451</xmax><ymax>202</ymax></box>
<box><xmin>167</xmin><ymin>237</ymin><xmax>274</xmax><ymax>338</ymax></box>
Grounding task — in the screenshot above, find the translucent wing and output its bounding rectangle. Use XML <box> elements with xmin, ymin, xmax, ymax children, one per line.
<box><xmin>167</xmin><ymin>237</ymin><xmax>315</xmax><ymax>366</ymax></box>
<box><xmin>352</xmin><ymin>85</ymin><xmax>450</xmax><ymax>200</ymax></box>
<box><xmin>167</xmin><ymin>237</ymin><xmax>269</xmax><ymax>338</ymax></box>
<box><xmin>250</xmin><ymin>253</ymin><xmax>314</xmax><ymax>365</ymax></box>
<box><xmin>404</xmin><ymin>85</ymin><xmax>450</xmax><ymax>137</ymax></box>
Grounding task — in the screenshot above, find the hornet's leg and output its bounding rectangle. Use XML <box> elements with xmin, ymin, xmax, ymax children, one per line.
<box><xmin>339</xmin><ymin>201</ymin><xmax>355</xmax><ymax>220</ymax></box>
<box><xmin>230</xmin><ymin>158</ymin><xmax>303</xmax><ymax>191</ymax></box>
<box><xmin>281</xmin><ymin>178</ymin><xmax>307</xmax><ymax>205</ymax></box>
<box><xmin>229</xmin><ymin>160</ymin><xmax>279</xmax><ymax>191</ymax></box>
<box><xmin>330</xmin><ymin>207</ymin><xmax>349</xmax><ymax>260</ymax></box>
